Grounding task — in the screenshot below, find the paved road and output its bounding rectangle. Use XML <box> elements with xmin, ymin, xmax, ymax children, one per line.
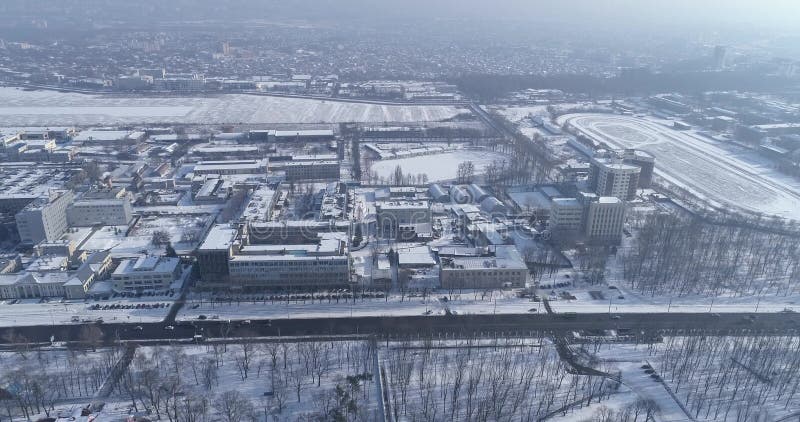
<box><xmin>1</xmin><ymin>312</ymin><xmax>798</xmax><ymax>345</ymax></box>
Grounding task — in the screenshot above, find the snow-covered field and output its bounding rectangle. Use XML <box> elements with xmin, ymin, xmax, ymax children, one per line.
<box><xmin>0</xmin><ymin>87</ymin><xmax>466</xmax><ymax>125</ymax></box>
<box><xmin>488</xmin><ymin>105</ymin><xmax>550</xmax><ymax>124</ymax></box>
<box><xmin>560</xmin><ymin>113</ymin><xmax>800</xmax><ymax>220</ymax></box>
<box><xmin>369</xmin><ymin>150</ymin><xmax>509</xmax><ymax>182</ymax></box>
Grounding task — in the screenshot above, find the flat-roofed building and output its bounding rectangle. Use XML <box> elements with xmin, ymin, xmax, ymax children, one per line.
<box><xmin>276</xmin><ymin>160</ymin><xmax>340</xmax><ymax>181</ymax></box>
<box><xmin>584</xmin><ymin>197</ymin><xmax>626</xmax><ymax>244</ymax></box>
<box><xmin>67</xmin><ymin>198</ymin><xmax>133</xmax><ymax>227</ymax></box>
<box><xmin>111</xmin><ymin>255</ymin><xmax>181</xmax><ymax>292</ymax></box>
<box><xmin>440</xmin><ymin>245</ymin><xmax>527</xmax><ymax>289</ymax></box>
<box><xmin>550</xmin><ymin>198</ymin><xmax>584</xmax><ymax>232</ymax></box>
<box><xmin>193</xmin><ymin>159</ymin><xmax>268</xmax><ymax>176</ymax></box>
<box><xmin>274</xmin><ymin>130</ymin><xmax>335</xmax><ymax>143</ymax></box>
<box><xmin>197</xmin><ymin>224</ymin><xmax>239</xmax><ymax>284</ymax></box>
<box><xmin>228</xmin><ymin>233</ymin><xmax>349</xmax><ymax>289</ymax></box>
<box><xmin>247</xmin><ymin>220</ymin><xmax>350</xmax><ymax>244</ymax></box>
<box><xmin>588</xmin><ymin>157</ymin><xmax>641</xmax><ymax>201</ymax></box>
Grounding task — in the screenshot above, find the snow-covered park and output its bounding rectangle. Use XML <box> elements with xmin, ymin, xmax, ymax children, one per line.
<box><xmin>369</xmin><ymin>150</ymin><xmax>509</xmax><ymax>182</ymax></box>
<box><xmin>560</xmin><ymin>113</ymin><xmax>800</xmax><ymax>220</ymax></box>
<box><xmin>0</xmin><ymin>87</ymin><xmax>467</xmax><ymax>126</ymax></box>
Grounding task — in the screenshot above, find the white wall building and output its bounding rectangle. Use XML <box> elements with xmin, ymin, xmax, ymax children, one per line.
<box><xmin>228</xmin><ymin>233</ymin><xmax>349</xmax><ymax>289</ymax></box>
<box><xmin>67</xmin><ymin>199</ymin><xmax>133</xmax><ymax>227</ymax></box>
<box><xmin>111</xmin><ymin>256</ymin><xmax>182</xmax><ymax>292</ymax></box>
<box><xmin>588</xmin><ymin>157</ymin><xmax>641</xmax><ymax>201</ymax></box>
<box><xmin>584</xmin><ymin>197</ymin><xmax>626</xmax><ymax>244</ymax></box>
<box><xmin>550</xmin><ymin>198</ymin><xmax>584</xmax><ymax>232</ymax></box>
<box><xmin>15</xmin><ymin>190</ymin><xmax>74</xmax><ymax>245</ymax></box>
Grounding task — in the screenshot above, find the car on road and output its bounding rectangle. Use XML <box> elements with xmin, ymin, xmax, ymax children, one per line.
<box><xmin>611</xmin><ymin>315</ymin><xmax>621</xmax><ymax>320</ymax></box>
<box><xmin>164</xmin><ymin>325</ymin><xmax>175</xmax><ymax>330</ymax></box>
<box><xmin>133</xmin><ymin>325</ymin><xmax>143</xmax><ymax>331</ymax></box>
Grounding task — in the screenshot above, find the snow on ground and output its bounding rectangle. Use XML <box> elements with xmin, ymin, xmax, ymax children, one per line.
<box><xmin>586</xmin><ymin>344</ymin><xmax>692</xmax><ymax>422</ymax></box>
<box><xmin>0</xmin><ymin>292</ymin><xmax>177</xmax><ymax>328</ymax></box>
<box><xmin>588</xmin><ymin>337</ymin><xmax>800</xmax><ymax>422</ymax></box>
<box><xmin>559</xmin><ymin>113</ymin><xmax>800</xmax><ymax>220</ymax></box>
<box><xmin>0</xmin><ymin>87</ymin><xmax>466</xmax><ymax>125</ymax></box>
<box><xmin>545</xmin><ymin>251</ymin><xmax>800</xmax><ymax>314</ymax></box>
<box><xmin>381</xmin><ymin>337</ymin><xmax>637</xmax><ymax>421</ymax></box>
<box><xmin>369</xmin><ymin>149</ymin><xmax>509</xmax><ymax>182</ymax></box>
<box><xmin>131</xmin><ymin>341</ymin><xmax>379</xmax><ymax>421</ymax></box>
<box><xmin>177</xmin><ymin>290</ymin><xmax>542</xmax><ymax>322</ymax></box>
<box><xmin>488</xmin><ymin>105</ymin><xmax>550</xmax><ymax>124</ymax></box>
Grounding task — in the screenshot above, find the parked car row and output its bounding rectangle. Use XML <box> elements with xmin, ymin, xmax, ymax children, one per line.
<box><xmin>88</xmin><ymin>302</ymin><xmax>170</xmax><ymax>311</ymax></box>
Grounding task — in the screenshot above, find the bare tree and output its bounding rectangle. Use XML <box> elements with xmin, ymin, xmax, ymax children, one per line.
<box><xmin>214</xmin><ymin>390</ymin><xmax>255</xmax><ymax>422</ymax></box>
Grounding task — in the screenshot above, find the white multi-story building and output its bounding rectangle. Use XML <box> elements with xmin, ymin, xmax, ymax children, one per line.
<box><xmin>15</xmin><ymin>190</ymin><xmax>74</xmax><ymax>245</ymax></box>
<box><xmin>584</xmin><ymin>197</ymin><xmax>626</xmax><ymax>244</ymax></box>
<box><xmin>549</xmin><ymin>198</ymin><xmax>584</xmax><ymax>232</ymax></box>
<box><xmin>67</xmin><ymin>198</ymin><xmax>133</xmax><ymax>227</ymax></box>
<box><xmin>588</xmin><ymin>157</ymin><xmax>641</xmax><ymax>201</ymax></box>
<box><xmin>228</xmin><ymin>233</ymin><xmax>349</xmax><ymax>289</ymax></box>
<box><xmin>278</xmin><ymin>160</ymin><xmax>340</xmax><ymax>181</ymax></box>
<box><xmin>111</xmin><ymin>256</ymin><xmax>182</xmax><ymax>292</ymax></box>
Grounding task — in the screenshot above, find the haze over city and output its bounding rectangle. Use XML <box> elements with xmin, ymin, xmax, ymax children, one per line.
<box><xmin>0</xmin><ymin>1</ymin><xmax>798</xmax><ymax>421</ymax></box>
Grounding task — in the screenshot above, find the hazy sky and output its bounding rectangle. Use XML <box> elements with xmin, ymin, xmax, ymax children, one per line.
<box><xmin>337</xmin><ymin>0</ymin><xmax>800</xmax><ymax>28</ymax></box>
<box><xmin>3</xmin><ymin>0</ymin><xmax>800</xmax><ymax>32</ymax></box>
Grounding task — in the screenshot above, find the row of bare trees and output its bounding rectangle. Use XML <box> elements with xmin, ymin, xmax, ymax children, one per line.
<box><xmin>384</xmin><ymin>337</ymin><xmax>620</xmax><ymax>421</ymax></box>
<box><xmin>622</xmin><ymin>212</ymin><xmax>800</xmax><ymax>297</ymax></box>
<box><xmin>0</xmin><ymin>346</ymin><xmax>121</xmax><ymax>420</ymax></box>
<box><xmin>118</xmin><ymin>341</ymin><xmax>375</xmax><ymax>421</ymax></box>
<box><xmin>624</xmin><ymin>334</ymin><xmax>800</xmax><ymax>422</ymax></box>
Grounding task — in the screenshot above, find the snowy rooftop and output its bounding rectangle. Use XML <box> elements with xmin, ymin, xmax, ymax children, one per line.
<box><xmin>274</xmin><ymin>129</ymin><xmax>334</xmax><ymax>138</ymax></box>
<box><xmin>73</xmin><ymin>130</ymin><xmax>138</xmax><ymax>142</ymax></box>
<box><xmin>198</xmin><ymin>224</ymin><xmax>238</xmax><ymax>251</ymax></box>
<box><xmin>113</xmin><ymin>256</ymin><xmax>180</xmax><ymax>275</ymax></box>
